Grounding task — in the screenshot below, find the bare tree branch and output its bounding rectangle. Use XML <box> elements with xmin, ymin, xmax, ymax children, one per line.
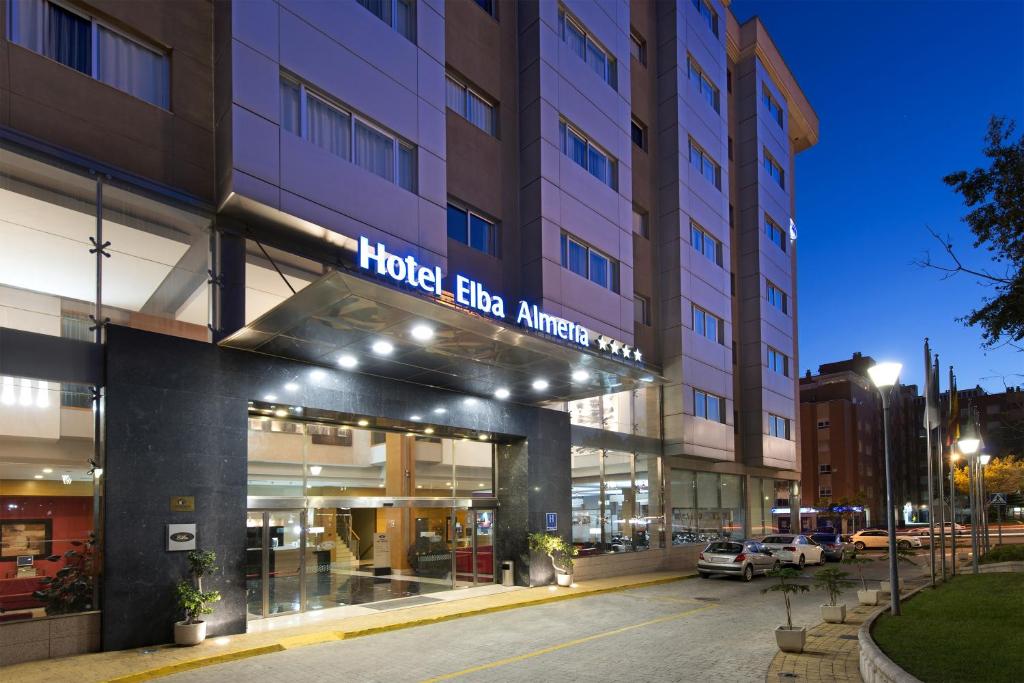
<box><xmin>914</xmin><ymin>226</ymin><xmax>1013</xmax><ymax>285</ymax></box>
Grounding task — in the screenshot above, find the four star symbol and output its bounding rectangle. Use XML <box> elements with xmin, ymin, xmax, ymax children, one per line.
<box><xmin>593</xmin><ymin>334</ymin><xmax>644</xmax><ymax>364</ymax></box>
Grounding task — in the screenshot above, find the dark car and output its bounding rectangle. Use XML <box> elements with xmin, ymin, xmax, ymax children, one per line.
<box><xmin>810</xmin><ymin>532</ymin><xmax>847</xmax><ymax>561</ymax></box>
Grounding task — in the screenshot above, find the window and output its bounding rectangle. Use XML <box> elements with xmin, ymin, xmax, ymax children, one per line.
<box><xmin>817</xmin><ymin>420</ymin><xmax>831</xmax><ymax>429</ymax></box>
<box><xmin>629</xmin><ymin>31</ymin><xmax>646</xmax><ymax>65</ymax></box>
<box><xmin>357</xmin><ymin>0</ymin><xmax>415</xmax><ymax>41</ymax></box>
<box><xmin>473</xmin><ymin>0</ymin><xmax>495</xmax><ymax>17</ymax></box>
<box><xmin>633</xmin><ymin>207</ymin><xmax>649</xmax><ymax>238</ymax></box>
<box><xmin>691</xmin><ymin>0</ymin><xmax>719</xmax><ymax>37</ymax></box>
<box><xmin>690</xmin><ymin>222</ymin><xmax>723</xmax><ymax>266</ymax></box>
<box><xmin>819</xmin><ymin>487</ymin><xmax>832</xmax><ymax>498</ymax></box>
<box><xmin>762</xmin><ymin>84</ymin><xmax>783</xmax><ymax>126</ymax></box>
<box><xmin>763</xmin><ymin>149</ymin><xmax>785</xmax><ymax>189</ymax></box>
<box><xmin>767</xmin><ymin>346</ymin><xmax>789</xmax><ymax>376</ymax></box>
<box><xmin>634</xmin><ymin>295</ymin><xmax>651</xmax><ymax>326</ymax></box>
<box><xmin>560</xmin><ymin>233</ymin><xmax>619</xmax><ymax>292</ymax></box>
<box><xmin>819</xmin><ymin>464</ymin><xmax>832</xmax><ymax>474</ymax></box>
<box><xmin>9</xmin><ymin>0</ymin><xmax>170</xmax><ymax>108</ymax></box>
<box><xmin>559</xmin><ymin>120</ymin><xmax>617</xmax><ymax>189</ymax></box>
<box><xmin>447</xmin><ymin>203</ymin><xmax>499</xmax><ymax>256</ymax></box>
<box><xmin>446</xmin><ymin>74</ymin><xmax>497</xmax><ymax>136</ymax></box>
<box><xmin>281</xmin><ymin>75</ymin><xmax>415</xmax><ymax>191</ymax></box>
<box><xmin>692</xmin><ymin>305</ymin><xmax>724</xmax><ymax>344</ymax></box>
<box><xmin>766</xmin><ymin>280</ymin><xmax>788</xmax><ymax>313</ymax></box>
<box><xmin>688</xmin><ymin>138</ymin><xmax>721</xmax><ymax>189</ymax></box>
<box><xmin>765</xmin><ymin>214</ymin><xmax>786</xmax><ymax>252</ymax></box>
<box><xmin>631</xmin><ymin>118</ymin><xmax>647</xmax><ymax>150</ymax></box>
<box><xmin>727</xmin><ymin>69</ymin><xmax>732</xmax><ymax>93</ymax></box>
<box><xmin>558</xmin><ymin>9</ymin><xmax>616</xmax><ymax>88</ymax></box>
<box><xmin>769</xmin><ymin>414</ymin><xmax>791</xmax><ymax>439</ymax></box>
<box><xmin>687</xmin><ymin>56</ymin><xmax>720</xmax><ymax>113</ymax></box>
<box><xmin>694</xmin><ymin>389</ymin><xmax>725</xmax><ymax>423</ymax></box>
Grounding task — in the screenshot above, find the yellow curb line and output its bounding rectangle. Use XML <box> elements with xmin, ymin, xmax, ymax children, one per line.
<box><xmin>105</xmin><ymin>573</ymin><xmax>693</xmax><ymax>682</ymax></box>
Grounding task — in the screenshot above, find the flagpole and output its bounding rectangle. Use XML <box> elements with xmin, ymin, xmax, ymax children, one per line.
<box><xmin>948</xmin><ymin>366</ymin><xmax>957</xmax><ymax>577</ymax></box>
<box><xmin>923</xmin><ymin>339</ymin><xmax>936</xmax><ymax>587</ymax></box>
<box><xmin>934</xmin><ymin>354</ymin><xmax>947</xmax><ymax>581</ymax></box>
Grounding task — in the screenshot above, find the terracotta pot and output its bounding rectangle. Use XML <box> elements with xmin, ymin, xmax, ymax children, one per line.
<box><xmin>857</xmin><ymin>589</ymin><xmax>880</xmax><ymax>606</ymax></box>
<box><xmin>174</xmin><ymin>620</ymin><xmax>207</xmax><ymax>646</ymax></box>
<box><xmin>556</xmin><ymin>573</ymin><xmax>573</xmax><ymax>587</ymax></box>
<box><xmin>821</xmin><ymin>604</ymin><xmax>846</xmax><ymax>624</ymax></box>
<box><xmin>774</xmin><ymin>626</ymin><xmax>806</xmax><ymax>653</ymax></box>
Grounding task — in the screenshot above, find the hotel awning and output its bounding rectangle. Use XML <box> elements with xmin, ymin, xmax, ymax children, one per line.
<box><xmin>219</xmin><ymin>269</ymin><xmax>666</xmax><ymax>404</ymax></box>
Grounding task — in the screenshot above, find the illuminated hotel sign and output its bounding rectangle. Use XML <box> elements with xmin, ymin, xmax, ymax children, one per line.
<box><xmin>359</xmin><ymin>237</ymin><xmax>638</xmax><ymax>360</ymax></box>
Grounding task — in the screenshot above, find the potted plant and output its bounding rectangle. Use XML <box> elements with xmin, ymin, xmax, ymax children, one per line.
<box><xmin>32</xmin><ymin>532</ymin><xmax>97</xmax><ymax>615</ymax></box>
<box><xmin>879</xmin><ymin>545</ymin><xmax>917</xmax><ymax>594</ymax></box>
<box><xmin>841</xmin><ymin>548</ymin><xmax>879</xmax><ymax>606</ymax></box>
<box><xmin>174</xmin><ymin>549</ymin><xmax>221</xmax><ymax>646</ymax></box>
<box><xmin>762</xmin><ymin>567</ymin><xmax>810</xmax><ymax>653</ymax></box>
<box><xmin>813</xmin><ymin>567</ymin><xmax>856</xmax><ymax>624</ymax></box>
<box><xmin>528</xmin><ymin>532</ymin><xmax>578</xmax><ymax>587</ymax></box>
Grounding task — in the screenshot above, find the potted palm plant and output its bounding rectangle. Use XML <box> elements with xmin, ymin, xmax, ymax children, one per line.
<box><xmin>174</xmin><ymin>549</ymin><xmax>221</xmax><ymax>646</ymax></box>
<box><xmin>879</xmin><ymin>545</ymin><xmax>917</xmax><ymax>594</ymax></box>
<box><xmin>813</xmin><ymin>567</ymin><xmax>856</xmax><ymax>623</ymax></box>
<box><xmin>762</xmin><ymin>567</ymin><xmax>810</xmax><ymax>652</ymax></box>
<box><xmin>528</xmin><ymin>532</ymin><xmax>578</xmax><ymax>586</ymax></box>
<box><xmin>842</xmin><ymin>548</ymin><xmax>879</xmax><ymax>605</ymax></box>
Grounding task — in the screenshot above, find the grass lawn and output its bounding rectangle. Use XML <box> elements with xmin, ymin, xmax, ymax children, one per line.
<box><xmin>873</xmin><ymin>573</ymin><xmax>1024</xmax><ymax>682</ymax></box>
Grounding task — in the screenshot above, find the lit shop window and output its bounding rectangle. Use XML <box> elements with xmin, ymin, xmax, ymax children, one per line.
<box><xmin>357</xmin><ymin>0</ymin><xmax>415</xmax><ymax>42</ymax></box>
<box><xmin>281</xmin><ymin>75</ymin><xmax>415</xmax><ymax>192</ymax></box>
<box><xmin>690</xmin><ymin>222</ymin><xmax>723</xmax><ymax>266</ymax></box>
<box><xmin>446</xmin><ymin>74</ymin><xmax>497</xmax><ymax>136</ymax></box>
<box><xmin>558</xmin><ymin>9</ymin><xmax>617</xmax><ymax>89</ymax></box>
<box><xmin>692</xmin><ymin>0</ymin><xmax>719</xmax><ymax>37</ymax></box>
<box><xmin>447</xmin><ymin>203</ymin><xmax>499</xmax><ymax>257</ymax></box>
<box><xmin>689</xmin><ymin>138</ymin><xmax>721</xmax><ymax>190</ymax></box>
<box><xmin>559</xmin><ymin>120</ymin><xmax>617</xmax><ymax>189</ymax></box>
<box><xmin>560</xmin><ymin>233</ymin><xmax>619</xmax><ymax>292</ymax></box>
<box><xmin>687</xmin><ymin>56</ymin><xmax>720</xmax><ymax>113</ymax></box>
<box><xmin>694</xmin><ymin>389</ymin><xmax>725</xmax><ymax>423</ymax></box>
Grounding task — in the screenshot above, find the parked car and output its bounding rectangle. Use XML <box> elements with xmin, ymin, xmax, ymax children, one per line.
<box><xmin>810</xmin><ymin>532</ymin><xmax>848</xmax><ymax>561</ymax></box>
<box><xmin>849</xmin><ymin>529</ymin><xmax>923</xmax><ymax>551</ymax></box>
<box><xmin>759</xmin><ymin>534</ymin><xmax>825</xmax><ymax>568</ymax></box>
<box><xmin>697</xmin><ymin>540</ymin><xmax>779</xmax><ymax>581</ymax></box>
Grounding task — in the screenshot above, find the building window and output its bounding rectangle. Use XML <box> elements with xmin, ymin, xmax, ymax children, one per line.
<box><xmin>629</xmin><ymin>30</ymin><xmax>646</xmax><ymax>65</ymax></box>
<box><xmin>767</xmin><ymin>346</ymin><xmax>789</xmax><ymax>376</ymax></box>
<box><xmin>446</xmin><ymin>74</ymin><xmax>497</xmax><ymax>136</ymax></box>
<box><xmin>558</xmin><ymin>9</ymin><xmax>616</xmax><ymax>89</ymax></box>
<box><xmin>357</xmin><ymin>0</ymin><xmax>415</xmax><ymax>41</ymax></box>
<box><xmin>630</xmin><ymin>117</ymin><xmax>647</xmax><ymax>150</ymax></box>
<box><xmin>559</xmin><ymin>120</ymin><xmax>617</xmax><ymax>189</ymax></box>
<box><xmin>690</xmin><ymin>222</ymin><xmax>723</xmax><ymax>266</ymax></box>
<box><xmin>769</xmin><ymin>414</ymin><xmax>791</xmax><ymax>439</ymax></box>
<box><xmin>763</xmin><ymin>149</ymin><xmax>785</xmax><ymax>189</ymax></box>
<box><xmin>766</xmin><ymin>280</ymin><xmax>788</xmax><ymax>314</ymax></box>
<box><xmin>694</xmin><ymin>389</ymin><xmax>725</xmax><ymax>423</ymax></box>
<box><xmin>691</xmin><ymin>0</ymin><xmax>719</xmax><ymax>36</ymax></box>
<box><xmin>817</xmin><ymin>420</ymin><xmax>831</xmax><ymax>429</ymax></box>
<box><xmin>560</xmin><ymin>233</ymin><xmax>619</xmax><ymax>292</ymax></box>
<box><xmin>473</xmin><ymin>0</ymin><xmax>495</xmax><ymax>17</ymax></box>
<box><xmin>634</xmin><ymin>295</ymin><xmax>651</xmax><ymax>326</ymax></box>
<box><xmin>692</xmin><ymin>305</ymin><xmax>724</xmax><ymax>344</ymax></box>
<box><xmin>819</xmin><ymin>464</ymin><xmax>832</xmax><ymax>474</ymax></box>
<box><xmin>762</xmin><ymin>84</ymin><xmax>783</xmax><ymax>126</ymax></box>
<box><xmin>281</xmin><ymin>75</ymin><xmax>415</xmax><ymax>191</ymax></box>
<box><xmin>687</xmin><ymin>56</ymin><xmax>720</xmax><ymax>113</ymax></box>
<box><xmin>727</xmin><ymin>69</ymin><xmax>732</xmax><ymax>93</ymax></box>
<box><xmin>8</xmin><ymin>0</ymin><xmax>170</xmax><ymax>108</ymax></box>
<box><xmin>688</xmin><ymin>138</ymin><xmax>721</xmax><ymax>190</ymax></box>
<box><xmin>447</xmin><ymin>203</ymin><xmax>499</xmax><ymax>256</ymax></box>
<box><xmin>765</xmin><ymin>214</ymin><xmax>786</xmax><ymax>252</ymax></box>
<box><xmin>819</xmin><ymin>487</ymin><xmax>832</xmax><ymax>498</ymax></box>
<box><xmin>633</xmin><ymin>206</ymin><xmax>649</xmax><ymax>238</ymax></box>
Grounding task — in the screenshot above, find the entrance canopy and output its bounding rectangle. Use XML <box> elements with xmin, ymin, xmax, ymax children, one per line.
<box><xmin>220</xmin><ymin>270</ymin><xmax>665</xmax><ymax>404</ymax></box>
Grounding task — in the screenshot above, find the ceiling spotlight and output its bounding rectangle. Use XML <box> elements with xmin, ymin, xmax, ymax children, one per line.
<box><xmin>416</xmin><ymin>484</ymin><xmax>424</xmax><ymax>489</ymax></box>
<box><xmin>478</xmin><ymin>433</ymin><xmax>489</xmax><ymax>441</ymax></box>
<box><xmin>34</xmin><ymin>474</ymin><xmax>43</xmax><ymax>479</ymax></box>
<box><xmin>463</xmin><ymin>397</ymin><xmax>478</xmax><ymax>407</ymax></box>
<box><xmin>357</xmin><ymin>419</ymin><xmax>369</xmax><ymax>427</ymax></box>
<box><xmin>309</xmin><ymin>465</ymin><xmax>322</xmax><ymax>476</ymax></box>
<box><xmin>274</xmin><ymin>409</ymin><xmax>288</xmax><ymax>417</ymax></box>
<box><xmin>264</xmin><ymin>394</ymin><xmax>278</xmax><ymax>401</ymax></box>
<box><xmin>532</xmin><ymin>379</ymin><xmax>549</xmax><ymax>391</ymax></box>
<box><xmin>639</xmin><ymin>376</ymin><xmax>654</xmax><ymax>383</ymax></box>
<box><xmin>410</xmin><ymin>324</ymin><xmax>434</xmax><ymax>341</ymax></box>
<box><xmin>424</xmin><ymin>427</ymin><xmax>435</xmax><ymax>435</ymax></box>
<box><xmin>284</xmin><ymin>382</ymin><xmax>299</xmax><ymax>392</ymax></box>
<box><xmin>572</xmin><ymin>370</ymin><xmax>590</xmax><ymax>382</ymax></box>
<box><xmin>372</xmin><ymin>340</ymin><xmax>394</xmax><ymax>355</ymax></box>
<box><xmin>410</xmin><ymin>415</ymin><xmax>422</xmax><ymax>421</ymax></box>
<box><xmin>494</xmin><ymin>388</ymin><xmax>510</xmax><ymax>400</ymax></box>
<box><xmin>309</xmin><ymin>369</ymin><xmax>326</xmax><ymax>381</ymax></box>
<box><xmin>433</xmin><ymin>407</ymin><xmax>447</xmax><ymax>414</ymax></box>
<box><xmin>42</xmin><ymin>468</ymin><xmax>53</xmax><ymax>474</ymax></box>
<box><xmin>338</xmin><ymin>355</ymin><xmax>358</xmax><ymax>369</ymax></box>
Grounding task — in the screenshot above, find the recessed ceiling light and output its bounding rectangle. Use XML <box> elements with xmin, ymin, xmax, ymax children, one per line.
<box><xmin>274</xmin><ymin>409</ymin><xmax>288</xmax><ymax>417</ymax></box>
<box><xmin>338</xmin><ymin>355</ymin><xmax>358</xmax><ymax>369</ymax></box>
<box><xmin>284</xmin><ymin>382</ymin><xmax>299</xmax><ymax>392</ymax></box>
<box><xmin>372</xmin><ymin>340</ymin><xmax>394</xmax><ymax>355</ymax></box>
<box><xmin>416</xmin><ymin>484</ymin><xmax>423</xmax><ymax>489</ymax></box>
<box><xmin>494</xmin><ymin>388</ymin><xmax>510</xmax><ymax>399</ymax></box>
<box><xmin>309</xmin><ymin>465</ymin><xmax>322</xmax><ymax>476</ymax></box>
<box><xmin>42</xmin><ymin>468</ymin><xmax>53</xmax><ymax>474</ymax></box>
<box><xmin>478</xmin><ymin>433</ymin><xmax>489</xmax><ymax>441</ymax></box>
<box><xmin>424</xmin><ymin>427</ymin><xmax>435</xmax><ymax>434</ymax></box>
<box><xmin>478</xmin><ymin>483</ymin><xmax>486</xmax><ymax>487</ymax></box>
<box><xmin>34</xmin><ymin>474</ymin><xmax>43</xmax><ymax>479</ymax></box>
<box><xmin>640</xmin><ymin>376</ymin><xmax>654</xmax><ymax>383</ymax></box>
<box><xmin>445</xmin><ymin>481</ymin><xmax>451</xmax><ymax>486</ymax></box>
<box><xmin>410</xmin><ymin>415</ymin><xmax>422</xmax><ymax>421</ymax></box>
<box><xmin>532</xmin><ymin>379</ymin><xmax>549</xmax><ymax>391</ymax></box>
<box><xmin>264</xmin><ymin>394</ymin><xmax>277</xmax><ymax>401</ymax></box>
<box><xmin>378</xmin><ymin>483</ymin><xmax>385</xmax><ymax>488</ymax></box>
<box><xmin>411</xmin><ymin>324</ymin><xmax>434</xmax><ymax>341</ymax></box>
<box><xmin>357</xmin><ymin>419</ymin><xmax>369</xmax><ymax>427</ymax></box>
<box><xmin>309</xmin><ymin>369</ymin><xmax>326</xmax><ymax>381</ymax></box>
<box><xmin>572</xmin><ymin>370</ymin><xmax>590</xmax><ymax>382</ymax></box>
<box><xmin>463</xmin><ymin>397</ymin><xmax>478</xmax><ymax>406</ymax></box>
<box><xmin>433</xmin><ymin>407</ymin><xmax>447</xmax><ymax>414</ymax></box>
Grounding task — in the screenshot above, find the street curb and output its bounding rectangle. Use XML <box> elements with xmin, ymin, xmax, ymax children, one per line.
<box><xmin>106</xmin><ymin>573</ymin><xmax>695</xmax><ymax>682</ymax></box>
<box><xmin>858</xmin><ymin>584</ymin><xmax>929</xmax><ymax>683</ymax></box>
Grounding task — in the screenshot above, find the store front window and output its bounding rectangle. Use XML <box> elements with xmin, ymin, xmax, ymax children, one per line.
<box><xmin>564</xmin><ymin>386</ymin><xmax>660</xmax><ymax>437</ymax></box>
<box><xmin>670</xmin><ymin>469</ymin><xmax>745</xmax><ymax>544</ymax></box>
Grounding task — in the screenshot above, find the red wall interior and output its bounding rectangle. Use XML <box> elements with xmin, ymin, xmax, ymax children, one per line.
<box><xmin>1</xmin><ymin>496</ymin><xmax>93</xmax><ymax>579</ymax></box>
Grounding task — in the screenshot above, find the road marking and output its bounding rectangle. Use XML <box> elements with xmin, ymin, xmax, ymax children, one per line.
<box><xmin>420</xmin><ymin>604</ymin><xmax>716</xmax><ymax>682</ymax></box>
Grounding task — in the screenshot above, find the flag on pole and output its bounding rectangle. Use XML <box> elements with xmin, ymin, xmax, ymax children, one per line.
<box><xmin>924</xmin><ymin>340</ymin><xmax>939</xmax><ymax>428</ymax></box>
<box><xmin>946</xmin><ymin>373</ymin><xmax>960</xmax><ymax>447</ymax></box>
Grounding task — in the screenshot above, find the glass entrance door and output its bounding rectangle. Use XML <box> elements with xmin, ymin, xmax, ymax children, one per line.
<box><xmin>246</xmin><ymin>509</ymin><xmax>304</xmax><ymax>620</ymax></box>
<box><xmin>454</xmin><ymin>509</ymin><xmax>495</xmax><ymax>585</ymax></box>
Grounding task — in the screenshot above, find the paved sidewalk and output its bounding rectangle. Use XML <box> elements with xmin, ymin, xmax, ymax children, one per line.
<box><xmin>0</xmin><ymin>571</ymin><xmax>691</xmax><ymax>683</ymax></box>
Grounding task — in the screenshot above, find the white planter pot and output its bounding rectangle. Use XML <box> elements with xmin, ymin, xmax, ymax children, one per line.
<box><xmin>555</xmin><ymin>573</ymin><xmax>573</xmax><ymax>587</ymax></box>
<box><xmin>857</xmin><ymin>589</ymin><xmax>880</xmax><ymax>606</ymax></box>
<box><xmin>821</xmin><ymin>604</ymin><xmax>846</xmax><ymax>624</ymax></box>
<box><xmin>774</xmin><ymin>626</ymin><xmax>806</xmax><ymax>653</ymax></box>
<box><xmin>880</xmin><ymin>578</ymin><xmax>905</xmax><ymax>594</ymax></box>
<box><xmin>174</xmin><ymin>620</ymin><xmax>207</xmax><ymax>646</ymax></box>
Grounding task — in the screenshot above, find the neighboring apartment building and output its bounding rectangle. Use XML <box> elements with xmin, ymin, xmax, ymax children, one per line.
<box><xmin>0</xmin><ymin>0</ymin><xmax>817</xmax><ymax>659</ymax></box>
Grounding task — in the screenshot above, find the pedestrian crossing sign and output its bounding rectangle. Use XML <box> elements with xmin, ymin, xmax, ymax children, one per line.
<box><xmin>990</xmin><ymin>493</ymin><xmax>1007</xmax><ymax>506</ymax></box>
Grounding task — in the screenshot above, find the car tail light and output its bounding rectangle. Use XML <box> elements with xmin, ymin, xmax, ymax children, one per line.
<box><xmin>783</xmin><ymin>546</ymin><xmax>796</xmax><ymax>551</ymax></box>
<box><xmin>733</xmin><ymin>553</ymin><xmax>746</xmax><ymax>563</ymax></box>
<box><xmin>699</xmin><ymin>552</ymin><xmax>705</xmax><ymax>560</ymax></box>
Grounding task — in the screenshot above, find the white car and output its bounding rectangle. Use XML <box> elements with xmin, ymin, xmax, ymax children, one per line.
<box><xmin>759</xmin><ymin>534</ymin><xmax>825</xmax><ymax>568</ymax></box>
<box><xmin>849</xmin><ymin>529</ymin><xmax>923</xmax><ymax>551</ymax></box>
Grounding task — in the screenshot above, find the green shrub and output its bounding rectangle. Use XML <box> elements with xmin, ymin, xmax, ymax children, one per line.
<box><xmin>980</xmin><ymin>543</ymin><xmax>1024</xmax><ymax>564</ymax></box>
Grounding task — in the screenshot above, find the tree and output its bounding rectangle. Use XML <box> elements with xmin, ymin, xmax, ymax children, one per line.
<box><xmin>919</xmin><ymin>116</ymin><xmax>1024</xmax><ymax>350</ymax></box>
<box><xmin>953</xmin><ymin>456</ymin><xmax>1024</xmax><ymax>495</ymax></box>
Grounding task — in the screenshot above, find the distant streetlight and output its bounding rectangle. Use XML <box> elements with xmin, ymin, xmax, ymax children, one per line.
<box><xmin>958</xmin><ymin>431</ymin><xmax>981</xmax><ymax>574</ymax></box>
<box><xmin>868</xmin><ymin>361</ymin><xmax>903</xmax><ymax>617</ymax></box>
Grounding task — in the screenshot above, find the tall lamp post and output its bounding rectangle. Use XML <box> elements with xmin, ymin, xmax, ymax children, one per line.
<box><xmin>868</xmin><ymin>361</ymin><xmax>903</xmax><ymax>616</ymax></box>
<box><xmin>957</xmin><ymin>432</ymin><xmax>980</xmax><ymax>574</ymax></box>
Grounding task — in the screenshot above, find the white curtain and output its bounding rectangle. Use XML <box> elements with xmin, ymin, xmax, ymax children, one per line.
<box><xmin>354</xmin><ymin>120</ymin><xmax>394</xmax><ymax>182</ymax></box>
<box><xmin>397</xmin><ymin>143</ymin><xmax>415</xmax><ymax>190</ymax></box>
<box><xmin>280</xmin><ymin>79</ymin><xmax>301</xmax><ymax>135</ymax></box>
<box><xmin>97</xmin><ymin>27</ymin><xmax>169</xmax><ymax>108</ymax></box>
<box><xmin>445</xmin><ymin>78</ymin><xmax>465</xmax><ymax>116</ymax></box>
<box><xmin>307</xmin><ymin>96</ymin><xmax>351</xmax><ymax>159</ymax></box>
<box><xmin>466</xmin><ymin>92</ymin><xmax>493</xmax><ymax>134</ymax></box>
<box><xmin>10</xmin><ymin>0</ymin><xmax>45</xmax><ymax>52</ymax></box>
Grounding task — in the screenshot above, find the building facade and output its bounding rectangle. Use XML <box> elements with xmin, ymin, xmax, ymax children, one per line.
<box><xmin>0</xmin><ymin>0</ymin><xmax>817</xmax><ymax>660</ymax></box>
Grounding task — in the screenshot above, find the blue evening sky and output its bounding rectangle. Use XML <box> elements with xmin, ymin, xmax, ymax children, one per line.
<box><xmin>730</xmin><ymin>0</ymin><xmax>1024</xmax><ymax>393</ymax></box>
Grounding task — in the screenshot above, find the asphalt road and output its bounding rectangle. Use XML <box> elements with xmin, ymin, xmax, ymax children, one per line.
<box><xmin>165</xmin><ymin>553</ymin><xmax>929</xmax><ymax>683</ymax></box>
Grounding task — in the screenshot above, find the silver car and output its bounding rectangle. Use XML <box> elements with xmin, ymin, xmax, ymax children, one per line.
<box><xmin>698</xmin><ymin>540</ymin><xmax>780</xmax><ymax>581</ymax></box>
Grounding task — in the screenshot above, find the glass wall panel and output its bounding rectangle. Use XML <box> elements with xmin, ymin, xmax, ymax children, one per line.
<box><xmin>571</xmin><ymin>447</ymin><xmax>602</xmax><ymax>552</ymax></box>
<box><xmin>671</xmin><ymin>469</ymin><xmax>744</xmax><ymax>544</ymax></box>
<box><xmin>634</xmin><ymin>453</ymin><xmax>663</xmax><ymax>549</ymax></box>
<box><xmin>453</xmin><ymin>439</ymin><xmax>493</xmax><ymax>497</ymax></box>
<box><xmin>603</xmin><ymin>450</ymin><xmax>632</xmax><ymax>550</ymax></box>
<box><xmin>565</xmin><ymin>387</ymin><xmax>661</xmax><ymax>437</ymax></box>
<box><xmin>244</xmin><ymin>240</ymin><xmax>319</xmax><ymax>324</ymax></box>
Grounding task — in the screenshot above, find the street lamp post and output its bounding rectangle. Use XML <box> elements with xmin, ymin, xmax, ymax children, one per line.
<box><xmin>868</xmin><ymin>361</ymin><xmax>903</xmax><ymax>617</ymax></box>
<box><xmin>958</xmin><ymin>434</ymin><xmax>980</xmax><ymax>574</ymax></box>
